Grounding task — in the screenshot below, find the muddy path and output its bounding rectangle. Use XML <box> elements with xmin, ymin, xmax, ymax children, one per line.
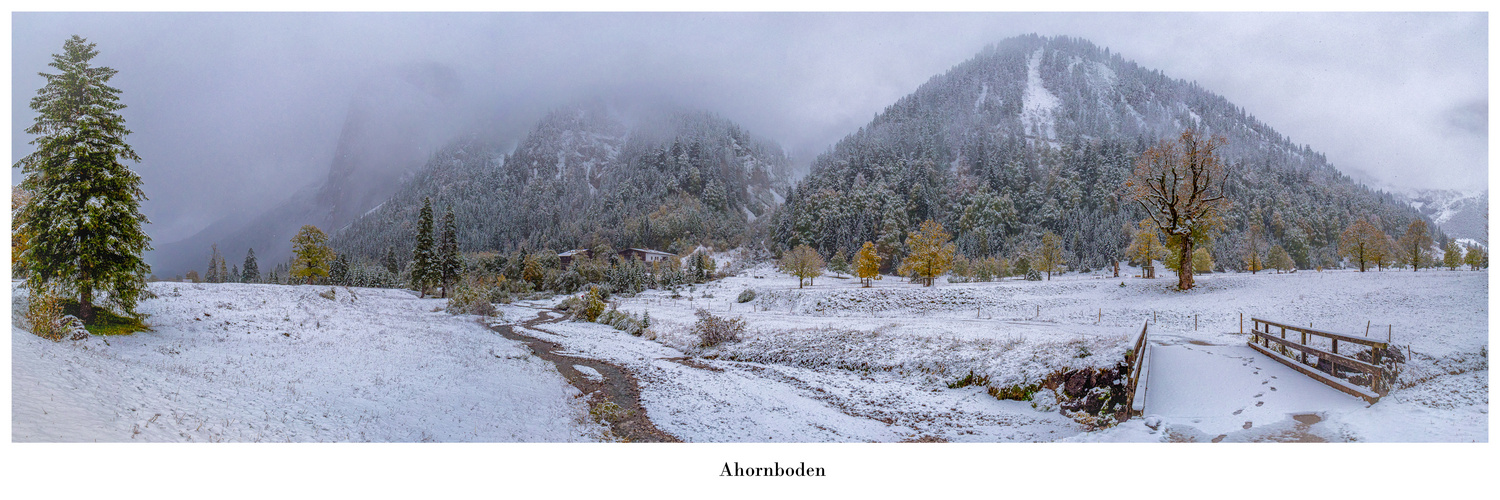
<box><xmin>488</xmin><ymin>308</ymin><xmax>679</xmax><ymax>443</ymax></box>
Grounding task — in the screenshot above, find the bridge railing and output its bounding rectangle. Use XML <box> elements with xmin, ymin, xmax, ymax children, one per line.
<box><xmin>1248</xmin><ymin>317</ymin><xmax>1390</xmax><ymax>403</ymax></box>
<box><xmin>1124</xmin><ymin>321</ymin><xmax>1150</xmax><ymax>417</ymax></box>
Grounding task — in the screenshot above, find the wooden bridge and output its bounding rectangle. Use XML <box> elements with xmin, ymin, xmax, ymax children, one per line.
<box><xmin>1247</xmin><ymin>317</ymin><xmax>1392</xmax><ymax>403</ymax></box>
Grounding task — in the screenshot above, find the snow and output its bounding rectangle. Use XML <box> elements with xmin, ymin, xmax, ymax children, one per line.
<box><xmin>1021</xmin><ymin>48</ymin><xmax>1060</xmax><ymax>142</ymax></box>
<box><xmin>12</xmin><ymin>282</ymin><xmax>604</xmax><ymax>442</ymax></box>
<box><xmin>974</xmin><ymin>82</ymin><xmax>988</xmax><ymax>112</ymax></box>
<box><xmin>584</xmin><ymin>263</ymin><xmax>1484</xmax><ymax>442</ymax></box>
<box><xmin>573</xmin><ymin>364</ymin><xmax>603</xmax><ymax>381</ymax></box>
<box><xmin>13</xmin><ymin>262</ymin><xmax>1484</xmax><ymax>443</ymax></box>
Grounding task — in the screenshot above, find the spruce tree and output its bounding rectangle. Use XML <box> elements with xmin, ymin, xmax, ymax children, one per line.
<box><xmin>439</xmin><ymin>207</ymin><xmax>460</xmax><ymax>298</ymax></box>
<box><xmin>229</xmin><ymin>264</ymin><xmax>240</xmax><ymax>284</ymax></box>
<box><xmin>242</xmin><ymin>248</ymin><xmax>260</xmax><ymax>283</ymax></box>
<box><xmin>15</xmin><ymin>35</ymin><xmax>151</xmax><ymax>322</ymax></box>
<box><xmin>411</xmin><ymin>197</ymin><xmax>437</xmax><ymax>297</ymax></box>
<box><xmin>383</xmin><ymin>246</ymin><xmax>399</xmax><ymax>275</ymax></box>
<box><xmin>330</xmin><ymin>253</ymin><xmax>350</xmax><ymax>285</ymax></box>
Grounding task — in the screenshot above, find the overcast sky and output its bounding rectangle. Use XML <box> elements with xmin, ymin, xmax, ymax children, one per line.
<box><xmin>9</xmin><ymin>12</ymin><xmax>1488</xmax><ymax>243</ymax></box>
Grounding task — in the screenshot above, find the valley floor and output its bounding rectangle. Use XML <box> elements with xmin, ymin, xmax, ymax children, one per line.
<box><xmin>11</xmin><ymin>282</ymin><xmax>604</xmax><ymax>442</ymax></box>
<box><xmin>10</xmin><ymin>263</ymin><xmax>1488</xmax><ymax>442</ymax></box>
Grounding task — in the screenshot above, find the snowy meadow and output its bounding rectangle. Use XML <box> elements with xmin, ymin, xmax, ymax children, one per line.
<box><xmin>11</xmin><ymin>263</ymin><xmax>1487</xmax><ymax>443</ymax></box>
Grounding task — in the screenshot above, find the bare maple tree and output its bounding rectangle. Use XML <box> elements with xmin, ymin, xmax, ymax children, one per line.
<box><xmin>1126</xmin><ymin>130</ymin><xmax>1230</xmax><ymax>290</ymax></box>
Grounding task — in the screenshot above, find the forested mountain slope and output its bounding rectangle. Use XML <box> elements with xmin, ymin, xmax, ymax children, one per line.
<box><xmin>333</xmin><ymin>105</ymin><xmax>793</xmax><ymax>260</ymax></box>
<box><xmin>773</xmin><ymin>34</ymin><xmax>1434</xmax><ymax>272</ymax></box>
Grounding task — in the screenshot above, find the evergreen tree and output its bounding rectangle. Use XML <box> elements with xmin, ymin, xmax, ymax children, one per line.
<box><xmin>12</xmin><ymin>186</ymin><xmax>34</xmax><ymax>277</ymax></box>
<box><xmin>229</xmin><ymin>264</ymin><xmax>240</xmax><ymax>284</ymax></box>
<box><xmin>206</xmin><ymin>244</ymin><xmax>222</xmax><ymax>283</ymax></box>
<box><xmin>411</xmin><ymin>197</ymin><xmax>438</xmax><ymax>296</ymax></box>
<box><xmin>854</xmin><ymin>241</ymin><xmax>881</xmax><ymax>287</ymax></box>
<box><xmin>383</xmin><ymin>246</ymin><xmax>399</xmax><ymax>275</ymax></box>
<box><xmin>897</xmin><ymin>219</ymin><xmax>956</xmax><ymax>287</ymax></box>
<box><xmin>14</xmin><ymin>35</ymin><xmax>151</xmax><ymax>322</ymax></box>
<box><xmin>828</xmin><ymin>251</ymin><xmax>850</xmax><ymax>278</ymax></box>
<box><xmin>242</xmin><ymin>248</ymin><xmax>260</xmax><ymax>283</ymax></box>
<box><xmin>330</xmin><ymin>253</ymin><xmax>350</xmax><ymax>285</ymax></box>
<box><xmin>439</xmin><ymin>207</ymin><xmax>460</xmax><ymax>298</ymax></box>
<box><xmin>290</xmin><ymin>225</ymin><xmax>334</xmax><ymax>284</ymax></box>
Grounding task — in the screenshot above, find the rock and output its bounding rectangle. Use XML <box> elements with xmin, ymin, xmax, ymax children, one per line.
<box><xmin>1064</xmin><ymin>371</ymin><xmax>1089</xmax><ymax>398</ymax></box>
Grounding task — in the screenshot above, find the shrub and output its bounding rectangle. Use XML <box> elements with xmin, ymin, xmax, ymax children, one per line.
<box><xmin>946</xmin><ymin>370</ymin><xmax>990</xmax><ymax>389</ymax></box>
<box><xmin>736</xmin><ymin>289</ymin><xmax>756</xmax><ymax>303</ymax></box>
<box><xmin>579</xmin><ymin>287</ymin><xmax>607</xmax><ymax>322</ymax></box>
<box><xmin>597</xmin><ymin>308</ymin><xmax>647</xmax><ymax>336</ymax></box>
<box><xmin>692</xmin><ymin>309</ymin><xmax>744</xmax><ymax>348</ymax></box>
<box><xmin>446</xmin><ymin>275</ymin><xmax>497</xmax><ymax>316</ymax></box>
<box><xmin>24</xmin><ymin>290</ymin><xmax>66</xmax><ymax>341</ymax></box>
<box><xmin>1024</xmin><ymin>270</ymin><xmax>1042</xmax><ymax>281</ymax></box>
<box><xmin>989</xmin><ymin>382</ymin><xmax>1040</xmax><ymax>401</ymax></box>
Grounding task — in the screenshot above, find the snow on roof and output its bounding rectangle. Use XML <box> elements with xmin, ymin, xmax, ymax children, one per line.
<box><xmin>623</xmin><ymin>248</ymin><xmax>674</xmax><ymax>256</ymax></box>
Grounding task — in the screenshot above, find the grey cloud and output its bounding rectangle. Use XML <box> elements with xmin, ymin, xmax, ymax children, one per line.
<box><xmin>11</xmin><ymin>12</ymin><xmax>1487</xmax><ymax>245</ymax></box>
<box><xmin>1443</xmin><ymin>99</ymin><xmax>1487</xmax><ymax>137</ymax></box>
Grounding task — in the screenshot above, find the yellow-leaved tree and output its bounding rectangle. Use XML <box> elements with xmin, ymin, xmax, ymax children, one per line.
<box><xmin>778</xmin><ymin>244</ymin><xmax>824</xmax><ymax>288</ymax></box>
<box><xmin>898</xmin><ymin>219</ymin><xmax>956</xmax><ymax>287</ymax></box>
<box><xmin>1037</xmin><ymin>230</ymin><xmax>1065</xmax><ymax>280</ymax></box>
<box><xmin>854</xmin><ymin>241</ymin><xmax>881</xmax><ymax>287</ymax></box>
<box><xmin>290</xmin><ymin>225</ymin><xmax>334</xmax><ymax>285</ymax></box>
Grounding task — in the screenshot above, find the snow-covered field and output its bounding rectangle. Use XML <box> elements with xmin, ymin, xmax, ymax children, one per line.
<box><xmin>537</xmin><ymin>262</ymin><xmax>1486</xmax><ymax>442</ymax></box>
<box><xmin>12</xmin><ymin>282</ymin><xmax>604</xmax><ymax>442</ymax></box>
<box><xmin>11</xmin><ymin>262</ymin><xmax>1487</xmax><ymax>443</ymax></box>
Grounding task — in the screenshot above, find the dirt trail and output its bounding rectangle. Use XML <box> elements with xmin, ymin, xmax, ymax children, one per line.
<box><xmin>488</xmin><ymin>308</ymin><xmax>679</xmax><ymax>443</ymax></box>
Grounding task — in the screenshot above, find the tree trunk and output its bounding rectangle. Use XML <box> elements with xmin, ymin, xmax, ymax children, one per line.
<box><xmin>79</xmin><ymin>286</ymin><xmax>94</xmax><ymax>323</ymax></box>
<box><xmin>1177</xmin><ymin>240</ymin><xmax>1195</xmax><ymax>290</ymax></box>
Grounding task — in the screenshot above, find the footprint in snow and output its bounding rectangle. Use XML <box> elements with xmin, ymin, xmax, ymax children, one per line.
<box><xmin>1270</xmin><ymin>387</ymin><xmax>1277</xmax><ymax>391</ymax></box>
<box><xmin>1254</xmin><ymin>393</ymin><xmax>1263</xmax><ymax>398</ymax></box>
<box><xmin>1243</xmin><ymin>421</ymin><xmax>1253</xmax><ymax>429</ymax></box>
<box><xmin>1233</xmin><ymin>409</ymin><xmax>1243</xmax><ymax>415</ymax></box>
<box><xmin>1256</xmin><ymin>401</ymin><xmax>1264</xmax><ymax>407</ymax></box>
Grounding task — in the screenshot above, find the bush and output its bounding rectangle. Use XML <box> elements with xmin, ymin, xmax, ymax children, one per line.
<box><xmin>1024</xmin><ymin>270</ymin><xmax>1042</xmax><ymax>281</ymax></box>
<box><xmin>446</xmin><ymin>275</ymin><xmax>497</xmax><ymax>316</ymax></box>
<box><xmin>692</xmin><ymin>309</ymin><xmax>744</xmax><ymax>348</ymax></box>
<box><xmin>597</xmin><ymin>308</ymin><xmax>648</xmax><ymax>336</ymax></box>
<box><xmin>579</xmin><ymin>287</ymin><xmax>607</xmax><ymax>322</ymax></box>
<box><xmin>24</xmin><ymin>290</ymin><xmax>67</xmax><ymax>341</ymax></box>
<box><xmin>736</xmin><ymin>289</ymin><xmax>756</xmax><ymax>303</ymax></box>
